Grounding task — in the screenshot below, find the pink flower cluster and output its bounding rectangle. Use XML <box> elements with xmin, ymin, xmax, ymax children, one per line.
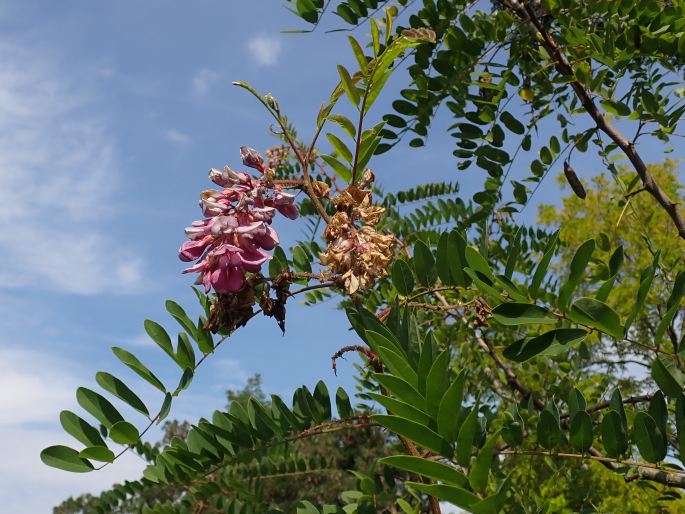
<box><xmin>179</xmin><ymin>147</ymin><xmax>298</xmax><ymax>293</ymax></box>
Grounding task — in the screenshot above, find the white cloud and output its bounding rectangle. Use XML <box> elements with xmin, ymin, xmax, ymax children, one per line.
<box><xmin>247</xmin><ymin>35</ymin><xmax>283</xmax><ymax>66</ymax></box>
<box><xmin>165</xmin><ymin>128</ymin><xmax>192</xmax><ymax>145</ymax></box>
<box><xmin>212</xmin><ymin>357</ymin><xmax>249</xmax><ymax>382</ymax></box>
<box><xmin>0</xmin><ymin>347</ymin><xmax>146</xmax><ymax>514</ymax></box>
<box><xmin>125</xmin><ymin>332</ymin><xmax>155</xmax><ymax>347</ymax></box>
<box><xmin>0</xmin><ymin>40</ymin><xmax>144</xmax><ymax>295</ymax></box>
<box><xmin>192</xmin><ymin>68</ymin><xmax>221</xmax><ymax>96</ymax></box>
<box><xmin>1</xmin><ymin>426</ymin><xmax>146</xmax><ymax>514</ymax></box>
<box><xmin>0</xmin><ymin>347</ymin><xmax>78</xmax><ymax>425</ymax></box>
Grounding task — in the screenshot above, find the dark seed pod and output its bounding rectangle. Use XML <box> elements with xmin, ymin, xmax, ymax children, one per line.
<box><xmin>564</xmin><ymin>161</ymin><xmax>586</xmax><ymax>199</ymax></box>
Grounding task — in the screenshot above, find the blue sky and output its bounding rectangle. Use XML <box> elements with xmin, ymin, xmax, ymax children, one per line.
<box><xmin>0</xmin><ymin>2</ymin><xmax>682</xmax><ymax>513</ymax></box>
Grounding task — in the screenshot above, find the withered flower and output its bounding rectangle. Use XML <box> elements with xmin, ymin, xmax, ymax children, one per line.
<box><xmin>320</xmin><ymin>169</ymin><xmax>394</xmax><ymax>294</ymax></box>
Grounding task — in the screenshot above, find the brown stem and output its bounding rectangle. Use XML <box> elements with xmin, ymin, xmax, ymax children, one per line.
<box><xmin>278</xmin><ymin>116</ymin><xmax>330</xmax><ymax>223</ymax></box>
<box><xmin>624</xmin><ymin>187</ymin><xmax>648</xmax><ymax>200</ymax></box>
<box><xmin>292</xmin><ymin>415</ymin><xmax>371</xmax><ymax>440</ymax></box>
<box><xmin>289</xmin><ymin>281</ymin><xmax>340</xmax><ymax>297</ymax></box>
<box><xmin>399</xmin><ymin>436</ymin><xmax>442</xmax><ymax>514</ymax></box>
<box><xmin>559</xmin><ymin>393</ymin><xmax>654</xmax><ymax>420</ymax></box>
<box><xmin>273</xmin><ymin>178</ymin><xmax>305</xmax><ymax>188</ymax></box>
<box><xmin>351</xmin><ymin>91</ymin><xmax>368</xmax><ymax>184</ymax></box>
<box><xmin>404</xmin><ymin>286</ymin><xmax>469</xmax><ymax>303</ymax></box>
<box><xmin>331</xmin><ymin>345</ymin><xmax>379</xmax><ymax>375</ymax></box>
<box><xmin>498</xmin><ymin>449</ymin><xmax>685</xmax><ymax>480</ymax></box>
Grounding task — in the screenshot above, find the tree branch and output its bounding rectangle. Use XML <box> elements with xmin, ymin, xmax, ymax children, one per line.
<box><xmin>503</xmin><ymin>0</ymin><xmax>685</xmax><ymax>239</ymax></box>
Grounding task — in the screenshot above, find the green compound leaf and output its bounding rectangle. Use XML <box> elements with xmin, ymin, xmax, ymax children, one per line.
<box><xmin>569</xmin><ymin>411</ymin><xmax>593</xmax><ymax>453</ymax></box>
<box><xmin>144</xmin><ymin>319</ymin><xmax>174</xmax><ymax>360</ymax></box>
<box><xmin>157</xmin><ymin>393</ymin><xmax>173</xmax><ymax>424</ymax></box>
<box><xmin>602</xmin><ymin>410</ymin><xmax>628</xmax><ymax>458</ymax></box>
<box><xmin>381</xmin><ymin>455</ymin><xmax>468</xmax><ymax>487</ymax></box>
<box><xmin>76</xmin><ymin>387</ymin><xmax>124</xmax><ymax>428</ymax></box>
<box><xmin>652</xmin><ymin>355</ymin><xmax>685</xmax><ymax>398</ymax></box>
<box><xmin>41</xmin><ymin>445</ymin><xmax>94</xmax><ymax>473</ymax></box>
<box><xmin>569</xmin><ymin>297</ymin><xmax>624</xmax><ymax>339</ymax></box>
<box><xmin>372</xmin><ymin>414</ymin><xmax>452</xmax><ymax>457</ymax></box>
<box><xmin>321</xmin><ymin>153</ymin><xmax>352</xmax><ymax>183</ymax></box>
<box><xmin>500</xmin><ymin>110</ymin><xmax>525</xmax><ymax>134</ymax></box>
<box><xmin>503</xmin><ymin>329</ymin><xmax>588</xmax><ymax>362</ymax></box>
<box><xmin>372</xmin><ymin>374</ymin><xmax>425</xmax><ymax>407</ymax></box>
<box><xmin>634</xmin><ymin>412</ymin><xmax>667</xmax><ymax>463</ymax></box>
<box><xmin>425</xmin><ymin>350</ymin><xmax>450</xmax><ymax>418</ymax></box>
<box><xmin>491</xmin><ymin>302</ymin><xmax>556</xmax><ymax>325</ymax></box>
<box><xmin>95</xmin><ymin>372</ymin><xmax>150</xmax><ymax>418</ymax></box>
<box><xmin>391</xmin><ymin>259</ymin><xmax>415</xmax><ymax>296</ymax></box>
<box><xmin>469</xmin><ymin>430</ymin><xmax>501</xmax><ymax>493</ymax></box>
<box><xmin>437</xmin><ymin>369</ymin><xmax>466</xmax><ymax>441</ymax></box>
<box><xmin>407</xmin><ymin>483</ymin><xmax>478</xmax><ymax>511</ymax></box>
<box><xmin>537</xmin><ymin>409</ymin><xmax>562</xmax><ymax>450</ymax></box>
<box><xmin>558</xmin><ymin>239</ymin><xmax>595</xmax><ymax>309</ymax></box>
<box><xmin>413</xmin><ymin>240</ymin><xmax>436</xmax><ymax>286</ymax></box>
<box><xmin>79</xmin><ymin>446</ymin><xmax>115</xmax><ymax>463</ymax></box>
<box><xmin>335</xmin><ymin>387</ymin><xmax>352</xmax><ymax>419</ymax></box>
<box><xmin>109</xmin><ymin>420</ymin><xmax>140</xmax><ymax>445</ymax></box>
<box><xmin>112</xmin><ymin>347</ymin><xmax>166</xmax><ymax>394</ymax></box>
<box><xmin>456</xmin><ymin>406</ymin><xmax>479</xmax><ymax>467</ymax></box>
<box><xmin>529</xmin><ymin>230</ymin><xmax>559</xmax><ymax>298</ymax></box>
<box><xmin>60</xmin><ymin>410</ymin><xmax>106</xmax><ymax>448</ymax></box>
<box><xmin>327</xmin><ymin>113</ymin><xmax>356</xmax><ymax>138</ymax></box>
<box><xmin>367</xmin><ymin>393</ymin><xmax>431</xmax><ymax>426</ymax></box>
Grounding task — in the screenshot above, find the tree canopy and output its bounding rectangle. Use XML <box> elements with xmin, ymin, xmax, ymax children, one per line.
<box><xmin>42</xmin><ymin>1</ymin><xmax>685</xmax><ymax>513</ymax></box>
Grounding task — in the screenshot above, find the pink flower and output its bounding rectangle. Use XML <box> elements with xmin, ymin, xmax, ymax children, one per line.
<box><xmin>209</xmin><ymin>166</ymin><xmax>250</xmax><ymax>187</ymax></box>
<box><xmin>179</xmin><ymin>235</ymin><xmax>212</xmax><ymax>262</ymax></box>
<box><xmin>240</xmin><ymin>146</ymin><xmax>265</xmax><ymax>172</ymax></box>
<box><xmin>179</xmin><ymin>147</ymin><xmax>298</xmax><ymax>293</ymax></box>
<box><xmin>276</xmin><ymin>203</ymin><xmax>299</xmax><ymax>220</ymax></box>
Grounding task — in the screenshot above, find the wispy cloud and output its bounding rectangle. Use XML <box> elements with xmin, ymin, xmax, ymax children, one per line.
<box><xmin>210</xmin><ymin>357</ymin><xmax>250</xmax><ymax>392</ymax></box>
<box><xmin>165</xmin><ymin>128</ymin><xmax>192</xmax><ymax>145</ymax></box>
<box><xmin>192</xmin><ymin>68</ymin><xmax>221</xmax><ymax>96</ymax></box>
<box><xmin>0</xmin><ymin>40</ymin><xmax>144</xmax><ymax>295</ymax></box>
<box><xmin>247</xmin><ymin>35</ymin><xmax>283</xmax><ymax>66</ymax></box>
<box><xmin>0</xmin><ymin>347</ymin><xmax>78</xmax><ymax>425</ymax></box>
<box><xmin>212</xmin><ymin>357</ymin><xmax>249</xmax><ymax>381</ymax></box>
<box><xmin>0</xmin><ymin>346</ymin><xmax>146</xmax><ymax>513</ymax></box>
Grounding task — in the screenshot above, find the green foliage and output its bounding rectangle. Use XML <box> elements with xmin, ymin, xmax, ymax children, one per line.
<box><xmin>46</xmin><ymin>3</ymin><xmax>685</xmax><ymax>513</ymax></box>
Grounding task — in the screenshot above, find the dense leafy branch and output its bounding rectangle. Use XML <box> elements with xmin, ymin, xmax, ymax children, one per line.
<box><xmin>502</xmin><ymin>0</ymin><xmax>685</xmax><ymax>239</ymax></box>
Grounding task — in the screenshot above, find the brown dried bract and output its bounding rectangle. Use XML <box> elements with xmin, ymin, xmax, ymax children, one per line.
<box><xmin>320</xmin><ymin>169</ymin><xmax>394</xmax><ymax>294</ymax></box>
<box><xmin>260</xmin><ymin>271</ymin><xmax>290</xmax><ymax>333</ymax></box>
<box><xmin>265</xmin><ymin>144</ymin><xmax>290</xmax><ymax>171</ymax></box>
<box><xmin>401</xmin><ymin>28</ymin><xmax>437</xmax><ymax>43</ymax></box>
<box><xmin>473</xmin><ymin>297</ymin><xmax>492</xmax><ymax>329</ymax></box>
<box><xmin>205</xmin><ymin>283</ymin><xmax>256</xmax><ymax>334</ymax></box>
<box><xmin>312</xmin><ymin>180</ymin><xmax>330</xmax><ymax>198</ymax></box>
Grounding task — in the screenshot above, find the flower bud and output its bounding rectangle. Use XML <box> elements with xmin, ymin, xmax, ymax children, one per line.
<box><xmin>209</xmin><ymin>166</ymin><xmax>249</xmax><ymax>187</ymax></box>
<box><xmin>264</xmin><ymin>93</ymin><xmax>279</xmax><ymax>112</ymax></box>
<box><xmin>240</xmin><ymin>146</ymin><xmax>265</xmax><ymax>172</ymax></box>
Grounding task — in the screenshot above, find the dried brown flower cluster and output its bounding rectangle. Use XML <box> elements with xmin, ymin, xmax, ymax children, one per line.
<box><xmin>265</xmin><ymin>145</ymin><xmax>290</xmax><ymax>170</ymax></box>
<box><xmin>320</xmin><ymin>170</ymin><xmax>394</xmax><ymax>294</ymax></box>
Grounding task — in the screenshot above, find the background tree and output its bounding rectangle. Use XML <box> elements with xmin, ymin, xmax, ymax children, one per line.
<box><xmin>539</xmin><ymin>160</ymin><xmax>685</xmax><ymax>369</ymax></box>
